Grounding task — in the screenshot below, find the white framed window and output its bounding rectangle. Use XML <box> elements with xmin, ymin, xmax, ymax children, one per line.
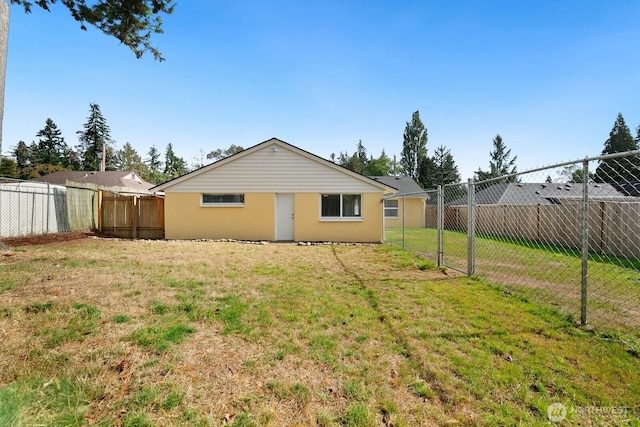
<box><xmin>384</xmin><ymin>199</ymin><xmax>399</xmax><ymax>218</ymax></box>
<box><xmin>320</xmin><ymin>194</ymin><xmax>362</xmax><ymax>220</ymax></box>
<box><xmin>201</xmin><ymin>193</ymin><xmax>245</xmax><ymax>206</ymax></box>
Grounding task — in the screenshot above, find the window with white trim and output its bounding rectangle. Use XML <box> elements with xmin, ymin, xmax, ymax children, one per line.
<box><xmin>321</xmin><ymin>194</ymin><xmax>362</xmax><ymax>218</ymax></box>
<box><xmin>201</xmin><ymin>193</ymin><xmax>245</xmax><ymax>206</ymax></box>
<box><xmin>384</xmin><ymin>199</ymin><xmax>399</xmax><ymax>218</ymax></box>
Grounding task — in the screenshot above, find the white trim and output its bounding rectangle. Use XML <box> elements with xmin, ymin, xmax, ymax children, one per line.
<box><xmin>319</xmin><ymin>193</ymin><xmax>363</xmax><ymax>220</ymax></box>
<box><xmin>200</xmin><ymin>193</ymin><xmax>245</xmax><ymax>207</ymax></box>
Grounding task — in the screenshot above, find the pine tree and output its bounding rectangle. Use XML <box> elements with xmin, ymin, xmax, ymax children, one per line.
<box><xmin>33</xmin><ymin>118</ymin><xmax>68</xmax><ymax>167</ymax></box>
<box><xmin>115</xmin><ymin>142</ymin><xmax>149</xmax><ymax>175</ymax></box>
<box><xmin>336</xmin><ymin>141</ymin><xmax>369</xmax><ymax>174</ymax></box>
<box><xmin>12</xmin><ymin>140</ymin><xmax>31</xmax><ymax>170</ymax></box>
<box><xmin>76</xmin><ymin>103</ymin><xmax>115</xmax><ymax>171</ymax></box>
<box><xmin>141</xmin><ymin>145</ymin><xmax>166</xmax><ymax>184</ymax></box>
<box><xmin>363</xmin><ymin>150</ymin><xmax>392</xmax><ymax>176</ymax></box>
<box><xmin>475</xmin><ymin>134</ymin><xmax>518</xmax><ymax>183</ymax></box>
<box><xmin>10</xmin><ymin>0</ymin><xmax>175</xmax><ymax>61</ymax></box>
<box><xmin>163</xmin><ymin>143</ymin><xmax>187</xmax><ymax>179</ymax></box>
<box><xmin>0</xmin><ymin>157</ymin><xmax>17</xmax><ymax>177</ymax></box>
<box><xmin>430</xmin><ymin>145</ymin><xmax>461</xmax><ymax>186</ymax></box>
<box><xmin>206</xmin><ymin>144</ymin><xmax>245</xmax><ymax>161</ymax></box>
<box><xmin>400</xmin><ymin>110</ymin><xmax>428</xmax><ymax>181</ymax></box>
<box><xmin>146</xmin><ymin>145</ymin><xmax>162</xmax><ymax>173</ymax></box>
<box><xmin>594</xmin><ymin>113</ymin><xmax>640</xmax><ymax>183</ymax></box>
<box><xmin>417</xmin><ymin>145</ymin><xmax>461</xmax><ymax>189</ymax></box>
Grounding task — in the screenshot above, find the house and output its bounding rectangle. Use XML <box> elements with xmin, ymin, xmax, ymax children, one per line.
<box><xmin>36</xmin><ymin>170</ymin><xmax>154</xmax><ymax>194</ymax></box>
<box><xmin>448</xmin><ymin>182</ymin><xmax>629</xmax><ymax>206</ymax></box>
<box><xmin>152</xmin><ymin>138</ymin><xmax>395</xmax><ymax>242</ymax></box>
<box><xmin>370</xmin><ymin>176</ymin><xmax>428</xmax><ymax>228</ymax></box>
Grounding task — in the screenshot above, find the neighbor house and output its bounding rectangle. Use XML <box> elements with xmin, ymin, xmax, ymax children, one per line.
<box><xmin>448</xmin><ymin>182</ymin><xmax>630</xmax><ymax>206</ymax></box>
<box><xmin>152</xmin><ymin>138</ymin><xmax>395</xmax><ymax>242</ymax></box>
<box><xmin>36</xmin><ymin>170</ymin><xmax>154</xmax><ymax>194</ymax></box>
<box><xmin>370</xmin><ymin>176</ymin><xmax>428</xmax><ymax>228</ymax></box>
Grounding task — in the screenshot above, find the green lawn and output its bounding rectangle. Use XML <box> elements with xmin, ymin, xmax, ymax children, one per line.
<box><xmin>386</xmin><ymin>227</ymin><xmax>640</xmax><ymax>334</ymax></box>
<box><xmin>0</xmin><ymin>238</ymin><xmax>638</xmax><ymax>426</ymax></box>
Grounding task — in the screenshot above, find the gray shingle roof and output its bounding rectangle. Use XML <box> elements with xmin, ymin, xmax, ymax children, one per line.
<box><xmin>36</xmin><ymin>171</ymin><xmax>154</xmax><ymax>192</ymax></box>
<box><xmin>369</xmin><ymin>176</ymin><xmax>427</xmax><ymax>198</ymax></box>
<box><xmin>450</xmin><ymin>182</ymin><xmax>631</xmax><ymax>206</ymax></box>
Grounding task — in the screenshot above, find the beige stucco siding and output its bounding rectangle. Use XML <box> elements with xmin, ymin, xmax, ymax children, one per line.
<box><xmin>164</xmin><ymin>193</ymin><xmax>275</xmax><ymax>240</ymax></box>
<box><xmin>384</xmin><ymin>197</ymin><xmax>425</xmax><ymax>228</ymax></box>
<box><xmin>295</xmin><ymin>193</ymin><xmax>384</xmax><ymax>242</ymax></box>
<box><xmin>164</xmin><ymin>191</ymin><xmax>385</xmax><ymax>242</ymax></box>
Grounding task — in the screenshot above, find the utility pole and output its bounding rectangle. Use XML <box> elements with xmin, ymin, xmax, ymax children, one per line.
<box><xmin>0</xmin><ymin>1</ymin><xmax>9</xmax><ymax>164</ymax></box>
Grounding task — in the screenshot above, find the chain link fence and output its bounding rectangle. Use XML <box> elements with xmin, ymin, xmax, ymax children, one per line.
<box><xmin>386</xmin><ymin>151</ymin><xmax>640</xmax><ymax>334</ymax></box>
<box><xmin>0</xmin><ymin>178</ymin><xmax>96</xmax><ymax>238</ymax></box>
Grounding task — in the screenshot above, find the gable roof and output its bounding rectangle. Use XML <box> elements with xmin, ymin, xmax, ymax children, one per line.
<box><xmin>370</xmin><ymin>176</ymin><xmax>428</xmax><ymax>198</ymax></box>
<box><xmin>36</xmin><ymin>171</ymin><xmax>154</xmax><ymax>193</ymax></box>
<box><xmin>153</xmin><ymin>138</ymin><xmax>395</xmax><ymax>193</ymax></box>
<box><xmin>449</xmin><ymin>182</ymin><xmax>631</xmax><ymax>206</ymax></box>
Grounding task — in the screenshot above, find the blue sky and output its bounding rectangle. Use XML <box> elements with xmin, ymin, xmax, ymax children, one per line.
<box><xmin>3</xmin><ymin>0</ymin><xmax>640</xmax><ymax>179</ymax></box>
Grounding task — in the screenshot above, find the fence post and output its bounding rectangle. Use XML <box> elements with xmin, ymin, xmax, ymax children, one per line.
<box><xmin>401</xmin><ymin>195</ymin><xmax>406</xmax><ymax>249</ymax></box>
<box><xmin>46</xmin><ymin>182</ymin><xmax>50</xmax><ymax>234</ymax></box>
<box><xmin>467</xmin><ymin>179</ymin><xmax>475</xmax><ymax>276</ymax></box>
<box><xmin>580</xmin><ymin>160</ymin><xmax>589</xmax><ymax>326</ymax></box>
<box><xmin>437</xmin><ymin>185</ymin><xmax>443</xmax><ymax>267</ymax></box>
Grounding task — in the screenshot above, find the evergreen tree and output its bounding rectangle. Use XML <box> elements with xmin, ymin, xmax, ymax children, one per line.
<box><xmin>417</xmin><ymin>155</ymin><xmax>436</xmax><ymax>189</ymax></box>
<box><xmin>141</xmin><ymin>145</ymin><xmax>166</xmax><ymax>184</ymax></box>
<box><xmin>429</xmin><ymin>145</ymin><xmax>461</xmax><ymax>187</ymax></box>
<box><xmin>10</xmin><ymin>0</ymin><xmax>175</xmax><ymax>61</ymax></box>
<box><xmin>206</xmin><ymin>144</ymin><xmax>245</xmax><ymax>161</ymax></box>
<box><xmin>163</xmin><ymin>143</ymin><xmax>187</xmax><ymax>179</ymax></box>
<box><xmin>400</xmin><ymin>110</ymin><xmax>428</xmax><ymax>181</ymax></box>
<box><xmin>475</xmin><ymin>134</ymin><xmax>518</xmax><ymax>183</ymax></box>
<box><xmin>12</xmin><ymin>140</ymin><xmax>31</xmax><ymax>170</ymax></box>
<box><xmin>76</xmin><ymin>103</ymin><xmax>115</xmax><ymax>171</ymax></box>
<box><xmin>0</xmin><ymin>156</ymin><xmax>17</xmax><ymax>177</ymax></box>
<box><xmin>32</xmin><ymin>118</ymin><xmax>68</xmax><ymax>166</ymax></box>
<box><xmin>115</xmin><ymin>142</ymin><xmax>149</xmax><ymax>175</ymax></box>
<box><xmin>594</xmin><ymin>113</ymin><xmax>640</xmax><ymax>183</ymax></box>
<box><xmin>336</xmin><ymin>141</ymin><xmax>368</xmax><ymax>174</ymax></box>
<box><xmin>146</xmin><ymin>145</ymin><xmax>163</xmax><ymax>172</ymax></box>
<box><xmin>363</xmin><ymin>150</ymin><xmax>392</xmax><ymax>176</ymax></box>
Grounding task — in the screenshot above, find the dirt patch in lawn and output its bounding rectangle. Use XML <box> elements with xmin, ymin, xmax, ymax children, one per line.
<box><xmin>0</xmin><ymin>231</ymin><xmax>94</xmax><ymax>248</ymax></box>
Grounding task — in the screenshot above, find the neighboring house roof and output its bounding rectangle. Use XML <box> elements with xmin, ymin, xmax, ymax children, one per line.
<box><xmin>36</xmin><ymin>171</ymin><xmax>154</xmax><ymax>193</ymax></box>
<box><xmin>370</xmin><ymin>176</ymin><xmax>428</xmax><ymax>198</ymax></box>
<box><xmin>152</xmin><ymin>138</ymin><xmax>396</xmax><ymax>193</ymax></box>
<box><xmin>449</xmin><ymin>182</ymin><xmax>631</xmax><ymax>206</ymax></box>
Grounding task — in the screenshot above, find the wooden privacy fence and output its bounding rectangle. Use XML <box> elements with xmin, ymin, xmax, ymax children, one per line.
<box><xmin>426</xmin><ymin>201</ymin><xmax>640</xmax><ymax>258</ymax></box>
<box><xmin>99</xmin><ymin>192</ymin><xmax>164</xmax><ymax>239</ymax></box>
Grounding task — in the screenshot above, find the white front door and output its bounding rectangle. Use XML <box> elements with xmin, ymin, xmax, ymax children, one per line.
<box><xmin>275</xmin><ymin>194</ymin><xmax>294</xmax><ymax>241</ymax></box>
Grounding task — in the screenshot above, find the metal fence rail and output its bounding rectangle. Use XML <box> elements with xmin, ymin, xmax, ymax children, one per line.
<box><xmin>387</xmin><ymin>151</ymin><xmax>640</xmax><ymax>333</ymax></box>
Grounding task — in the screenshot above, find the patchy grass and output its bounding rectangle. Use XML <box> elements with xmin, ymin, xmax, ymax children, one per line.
<box><xmin>386</xmin><ymin>227</ymin><xmax>640</xmax><ymax>334</ymax></box>
<box><xmin>0</xmin><ymin>238</ymin><xmax>638</xmax><ymax>425</ymax></box>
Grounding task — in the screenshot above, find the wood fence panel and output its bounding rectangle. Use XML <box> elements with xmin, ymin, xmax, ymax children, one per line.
<box><xmin>100</xmin><ymin>194</ymin><xmax>164</xmax><ymax>239</ymax></box>
<box><xmin>504</xmin><ymin>206</ymin><xmax>539</xmax><ymax>240</ymax></box>
<box><xmin>425</xmin><ymin>205</ymin><xmax>437</xmax><ymax>228</ymax></box>
<box><xmin>440</xmin><ymin>201</ymin><xmax>639</xmax><ymax>258</ymax></box>
<box><xmin>475</xmin><ymin>205</ymin><xmax>503</xmax><ymax>236</ymax></box>
<box><xmin>136</xmin><ymin>197</ymin><xmax>165</xmax><ymax>239</ymax></box>
<box><xmin>601</xmin><ymin>202</ymin><xmax>640</xmax><ymax>258</ymax></box>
